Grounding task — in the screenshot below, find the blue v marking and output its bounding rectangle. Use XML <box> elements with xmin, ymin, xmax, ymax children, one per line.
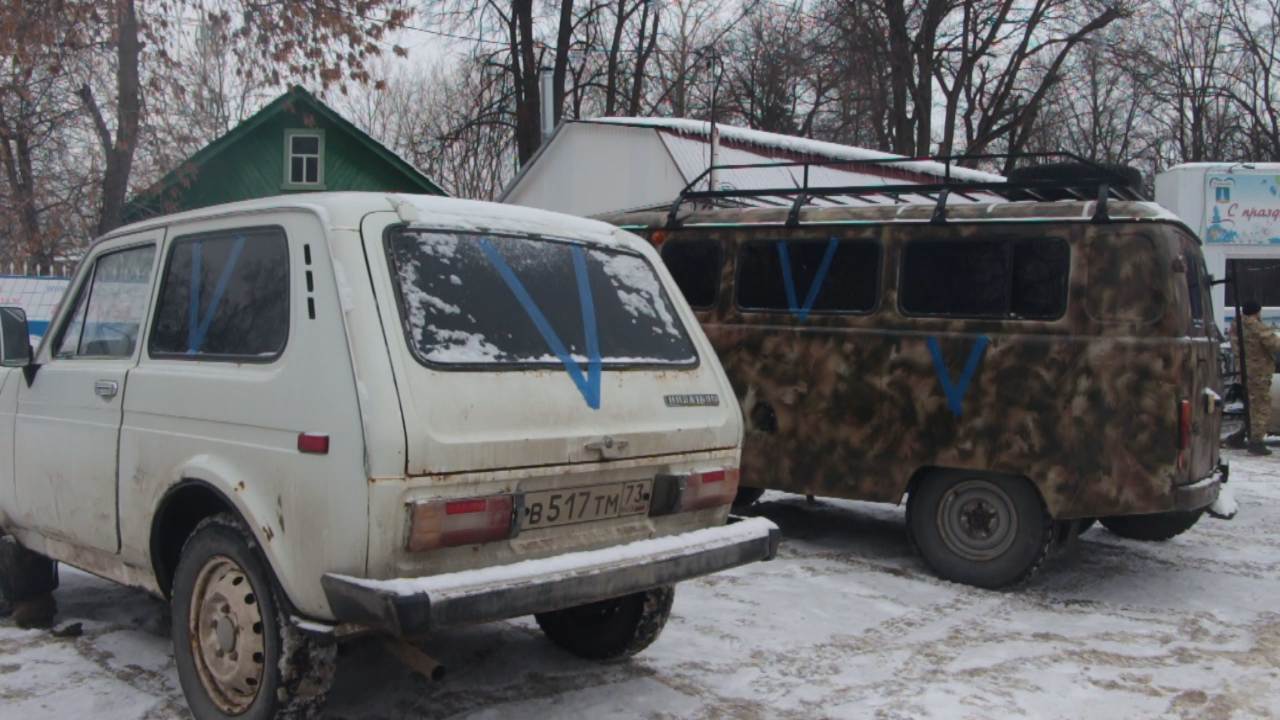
<box><xmin>926</xmin><ymin>335</ymin><xmax>989</xmax><ymax>416</ymax></box>
<box><xmin>478</xmin><ymin>237</ymin><xmax>602</xmax><ymax>409</ymax></box>
<box><xmin>187</xmin><ymin>235</ymin><xmax>246</xmax><ymax>354</ymax></box>
<box><xmin>776</xmin><ymin>237</ymin><xmax>839</xmax><ymax>321</ymax></box>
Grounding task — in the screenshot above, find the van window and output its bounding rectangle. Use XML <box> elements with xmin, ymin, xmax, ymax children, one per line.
<box><xmin>386</xmin><ymin>230</ymin><xmax>698</xmax><ymax>367</ymax></box>
<box><xmin>900</xmin><ymin>238</ymin><xmax>1068</xmax><ymax>319</ymax></box>
<box><xmin>1086</xmin><ymin>234</ymin><xmax>1164</xmax><ymax>323</ymax></box>
<box><xmin>149</xmin><ymin>227</ymin><xmax>291</xmax><ymax>360</ymax></box>
<box><xmin>735</xmin><ymin>239</ymin><xmax>880</xmax><ymax>314</ymax></box>
<box><xmin>56</xmin><ymin>244</ymin><xmax>156</xmax><ymax>358</ymax></box>
<box><xmin>1184</xmin><ymin>252</ymin><xmax>1204</xmax><ymax>322</ymax></box>
<box><xmin>660</xmin><ymin>239</ymin><xmax>721</xmax><ymax>309</ymax></box>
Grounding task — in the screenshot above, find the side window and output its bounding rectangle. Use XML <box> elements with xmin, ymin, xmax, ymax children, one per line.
<box><xmin>149</xmin><ymin>227</ymin><xmax>290</xmax><ymax>360</ymax></box>
<box><xmin>1010</xmin><ymin>239</ymin><xmax>1070</xmax><ymax>319</ymax></box>
<box><xmin>660</xmin><ymin>239</ymin><xmax>722</xmax><ymax>310</ymax></box>
<box><xmin>735</xmin><ymin>238</ymin><xmax>880</xmax><ymax>314</ymax></box>
<box><xmin>1086</xmin><ymin>234</ymin><xmax>1164</xmax><ymax>323</ymax></box>
<box><xmin>901</xmin><ymin>238</ymin><xmax>1068</xmax><ymax>320</ymax></box>
<box><xmin>54</xmin><ymin>244</ymin><xmax>156</xmax><ymax>359</ymax></box>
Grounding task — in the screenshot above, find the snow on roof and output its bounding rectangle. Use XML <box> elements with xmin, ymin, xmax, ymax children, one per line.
<box><xmin>587</xmin><ymin>117</ymin><xmax>1005</xmax><ymax>184</ymax></box>
<box><xmin>391</xmin><ymin>194</ymin><xmax>622</xmax><ymax>245</ymax></box>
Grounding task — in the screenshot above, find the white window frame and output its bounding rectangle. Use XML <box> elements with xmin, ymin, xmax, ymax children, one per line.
<box><xmin>282</xmin><ymin>129</ymin><xmax>325</xmax><ymax>190</ymax></box>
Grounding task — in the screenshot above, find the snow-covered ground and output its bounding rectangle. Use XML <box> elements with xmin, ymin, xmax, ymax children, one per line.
<box><xmin>4</xmin><ymin>450</ymin><xmax>1280</xmax><ymax>719</ymax></box>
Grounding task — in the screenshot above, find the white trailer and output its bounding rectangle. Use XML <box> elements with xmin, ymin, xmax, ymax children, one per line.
<box><xmin>1155</xmin><ymin>163</ymin><xmax>1280</xmax><ymax>327</ymax></box>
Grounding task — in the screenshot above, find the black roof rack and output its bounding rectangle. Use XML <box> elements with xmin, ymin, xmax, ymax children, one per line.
<box><xmin>664</xmin><ymin>152</ymin><xmax>1148</xmax><ymax>228</ymax></box>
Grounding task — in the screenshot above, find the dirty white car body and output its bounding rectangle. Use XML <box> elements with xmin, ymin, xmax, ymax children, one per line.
<box><xmin>0</xmin><ymin>193</ymin><xmax>777</xmax><ymax>716</ymax></box>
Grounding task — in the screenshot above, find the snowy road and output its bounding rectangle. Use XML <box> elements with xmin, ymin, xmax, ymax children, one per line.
<box><xmin>4</xmin><ymin>450</ymin><xmax>1280</xmax><ymax>719</ymax></box>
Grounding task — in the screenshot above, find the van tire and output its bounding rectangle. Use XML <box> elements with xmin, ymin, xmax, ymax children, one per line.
<box><xmin>171</xmin><ymin>514</ymin><xmax>336</xmax><ymax>720</ymax></box>
<box><xmin>535</xmin><ymin>585</ymin><xmax>675</xmax><ymax>661</ymax></box>
<box><xmin>907</xmin><ymin>472</ymin><xmax>1052</xmax><ymax>589</ymax></box>
<box><xmin>732</xmin><ymin>486</ymin><xmax>766</xmax><ymax>510</ymax></box>
<box><xmin>1099</xmin><ymin>510</ymin><xmax>1205</xmax><ymax>541</ymax></box>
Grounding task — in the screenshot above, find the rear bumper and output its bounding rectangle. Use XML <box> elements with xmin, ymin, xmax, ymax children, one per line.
<box><xmin>1174</xmin><ymin>463</ymin><xmax>1226</xmax><ymax>511</ymax></box>
<box><xmin>321</xmin><ymin>516</ymin><xmax>780</xmax><ymax>637</ymax></box>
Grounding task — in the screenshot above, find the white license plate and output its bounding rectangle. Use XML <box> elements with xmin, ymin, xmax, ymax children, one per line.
<box><xmin>522</xmin><ymin>480</ymin><xmax>652</xmax><ymax>530</ymax></box>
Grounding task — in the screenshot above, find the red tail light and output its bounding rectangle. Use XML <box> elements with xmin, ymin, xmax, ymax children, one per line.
<box><xmin>680</xmin><ymin>467</ymin><xmax>740</xmax><ymax>512</ymax></box>
<box><xmin>1178</xmin><ymin>399</ymin><xmax>1191</xmax><ymax>449</ymax></box>
<box><xmin>408</xmin><ymin>494</ymin><xmax>518</xmax><ymax>552</ymax></box>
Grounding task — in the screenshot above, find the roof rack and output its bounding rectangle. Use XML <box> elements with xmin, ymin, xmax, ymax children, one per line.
<box><xmin>664</xmin><ymin>151</ymin><xmax>1148</xmax><ymax>228</ymax></box>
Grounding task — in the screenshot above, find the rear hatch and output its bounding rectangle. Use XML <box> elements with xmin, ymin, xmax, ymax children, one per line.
<box><xmin>363</xmin><ymin>218</ymin><xmax>739</xmax><ymax>476</ymax></box>
<box><xmin>1182</xmin><ymin>239</ymin><xmax>1221</xmax><ymax>481</ymax></box>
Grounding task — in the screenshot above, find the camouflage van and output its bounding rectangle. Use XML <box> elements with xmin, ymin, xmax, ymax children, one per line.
<box><xmin>598</xmin><ymin>171</ymin><xmax>1227</xmax><ymax>589</ymax></box>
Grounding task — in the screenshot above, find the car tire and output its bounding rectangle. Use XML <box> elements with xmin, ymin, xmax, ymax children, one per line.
<box><xmin>1099</xmin><ymin>509</ymin><xmax>1205</xmax><ymax>541</ymax></box>
<box><xmin>907</xmin><ymin>471</ymin><xmax>1052</xmax><ymax>589</ymax></box>
<box><xmin>732</xmin><ymin>486</ymin><xmax>766</xmax><ymax>510</ymax></box>
<box><xmin>535</xmin><ymin>585</ymin><xmax>675</xmax><ymax>661</ymax></box>
<box><xmin>171</xmin><ymin>514</ymin><xmax>336</xmax><ymax>720</ymax></box>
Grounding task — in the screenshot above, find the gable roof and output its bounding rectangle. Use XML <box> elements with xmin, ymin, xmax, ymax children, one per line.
<box><xmin>128</xmin><ymin>86</ymin><xmax>446</xmax><ymax>214</ymax></box>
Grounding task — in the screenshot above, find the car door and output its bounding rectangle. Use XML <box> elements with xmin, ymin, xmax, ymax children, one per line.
<box><xmin>14</xmin><ymin>233</ymin><xmax>161</xmax><ymax>553</ymax></box>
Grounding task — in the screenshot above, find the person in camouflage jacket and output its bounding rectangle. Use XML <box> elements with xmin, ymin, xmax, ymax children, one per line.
<box><xmin>1227</xmin><ymin>301</ymin><xmax>1280</xmax><ymax>455</ymax></box>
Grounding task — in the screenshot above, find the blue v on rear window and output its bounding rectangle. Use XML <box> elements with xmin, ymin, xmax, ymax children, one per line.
<box><xmin>386</xmin><ymin>230</ymin><xmax>698</xmax><ymax>368</ymax></box>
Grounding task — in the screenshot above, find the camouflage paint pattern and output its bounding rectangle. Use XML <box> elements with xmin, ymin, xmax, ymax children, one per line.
<box><xmin>600</xmin><ymin>201</ymin><xmax>1222</xmax><ymax>519</ymax></box>
<box><xmin>1229</xmin><ymin>314</ymin><xmax>1280</xmax><ymax>442</ymax></box>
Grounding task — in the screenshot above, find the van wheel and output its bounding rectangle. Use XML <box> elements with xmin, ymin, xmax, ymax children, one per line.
<box><xmin>171</xmin><ymin>514</ymin><xmax>336</xmax><ymax>720</ymax></box>
<box><xmin>535</xmin><ymin>585</ymin><xmax>675</xmax><ymax>661</ymax></box>
<box><xmin>732</xmin><ymin>486</ymin><xmax>766</xmax><ymax>510</ymax></box>
<box><xmin>1099</xmin><ymin>510</ymin><xmax>1205</xmax><ymax>541</ymax></box>
<box><xmin>907</xmin><ymin>472</ymin><xmax>1052</xmax><ymax>589</ymax></box>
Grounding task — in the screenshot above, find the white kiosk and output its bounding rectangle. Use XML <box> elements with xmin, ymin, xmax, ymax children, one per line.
<box><xmin>1155</xmin><ymin>163</ymin><xmax>1280</xmax><ymax>327</ymax></box>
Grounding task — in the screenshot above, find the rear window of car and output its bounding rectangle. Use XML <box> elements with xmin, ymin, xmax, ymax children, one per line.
<box><xmin>386</xmin><ymin>229</ymin><xmax>698</xmax><ymax>368</ymax></box>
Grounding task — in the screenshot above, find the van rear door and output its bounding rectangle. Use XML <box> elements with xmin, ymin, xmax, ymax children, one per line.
<box><xmin>361</xmin><ymin>218</ymin><xmax>740</xmax><ymax>476</ymax></box>
<box><xmin>1181</xmin><ymin>237</ymin><xmax>1221</xmax><ymax>482</ymax></box>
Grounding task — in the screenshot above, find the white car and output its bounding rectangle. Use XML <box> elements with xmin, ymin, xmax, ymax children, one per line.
<box><xmin>0</xmin><ymin>193</ymin><xmax>777</xmax><ymax>719</ymax></box>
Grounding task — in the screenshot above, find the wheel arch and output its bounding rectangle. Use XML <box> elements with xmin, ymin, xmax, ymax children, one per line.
<box><xmin>150</xmin><ymin>479</ymin><xmax>249</xmax><ymax>598</ymax></box>
<box><xmin>902</xmin><ymin>465</ymin><xmax>1053</xmax><ymax>515</ymax></box>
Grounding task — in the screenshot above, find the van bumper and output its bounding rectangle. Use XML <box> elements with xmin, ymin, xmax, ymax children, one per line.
<box><xmin>320</xmin><ymin>516</ymin><xmax>780</xmax><ymax>637</ymax></box>
<box><xmin>1174</xmin><ymin>464</ymin><xmax>1226</xmax><ymax>511</ymax></box>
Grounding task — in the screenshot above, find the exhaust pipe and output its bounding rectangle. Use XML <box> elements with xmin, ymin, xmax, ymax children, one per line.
<box><xmin>380</xmin><ymin>636</ymin><xmax>446</xmax><ymax>681</ymax></box>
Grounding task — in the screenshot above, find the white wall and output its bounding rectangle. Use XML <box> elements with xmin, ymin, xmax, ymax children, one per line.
<box><xmin>502</xmin><ymin>123</ymin><xmax>688</xmax><ymax>217</ymax></box>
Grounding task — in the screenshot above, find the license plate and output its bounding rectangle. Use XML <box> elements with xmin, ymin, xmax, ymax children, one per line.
<box><xmin>522</xmin><ymin>480</ymin><xmax>652</xmax><ymax>530</ymax></box>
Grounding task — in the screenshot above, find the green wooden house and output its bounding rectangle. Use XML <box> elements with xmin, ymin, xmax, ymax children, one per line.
<box><xmin>125</xmin><ymin>86</ymin><xmax>444</xmax><ymax>223</ymax></box>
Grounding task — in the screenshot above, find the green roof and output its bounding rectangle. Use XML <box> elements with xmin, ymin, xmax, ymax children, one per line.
<box><xmin>126</xmin><ymin>86</ymin><xmax>445</xmax><ymax>221</ymax></box>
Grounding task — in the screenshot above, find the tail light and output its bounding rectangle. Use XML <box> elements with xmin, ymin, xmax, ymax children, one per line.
<box><xmin>407</xmin><ymin>494</ymin><xmax>520</xmax><ymax>552</ymax></box>
<box><xmin>650</xmin><ymin>467</ymin><xmax>740</xmax><ymax>516</ymax></box>
<box><xmin>1178</xmin><ymin>399</ymin><xmax>1191</xmax><ymax>449</ymax></box>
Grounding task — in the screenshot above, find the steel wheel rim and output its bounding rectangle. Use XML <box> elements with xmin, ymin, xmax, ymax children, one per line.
<box><xmin>189</xmin><ymin>555</ymin><xmax>266</xmax><ymax>714</ymax></box>
<box><xmin>936</xmin><ymin>480</ymin><xmax>1019</xmax><ymax>562</ymax></box>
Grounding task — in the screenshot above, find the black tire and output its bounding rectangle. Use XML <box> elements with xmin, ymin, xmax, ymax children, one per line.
<box><xmin>1099</xmin><ymin>509</ymin><xmax>1205</xmax><ymax>541</ymax></box>
<box><xmin>732</xmin><ymin>486</ymin><xmax>766</xmax><ymax>510</ymax></box>
<box><xmin>1078</xmin><ymin>517</ymin><xmax>1097</xmax><ymax>534</ymax></box>
<box><xmin>535</xmin><ymin>585</ymin><xmax>675</xmax><ymax>661</ymax></box>
<box><xmin>907</xmin><ymin>471</ymin><xmax>1052</xmax><ymax>589</ymax></box>
<box><xmin>171</xmin><ymin>514</ymin><xmax>336</xmax><ymax>720</ymax></box>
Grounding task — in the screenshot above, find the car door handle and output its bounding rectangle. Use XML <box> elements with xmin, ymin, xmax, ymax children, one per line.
<box><xmin>94</xmin><ymin>380</ymin><xmax>118</xmax><ymax>398</ymax></box>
